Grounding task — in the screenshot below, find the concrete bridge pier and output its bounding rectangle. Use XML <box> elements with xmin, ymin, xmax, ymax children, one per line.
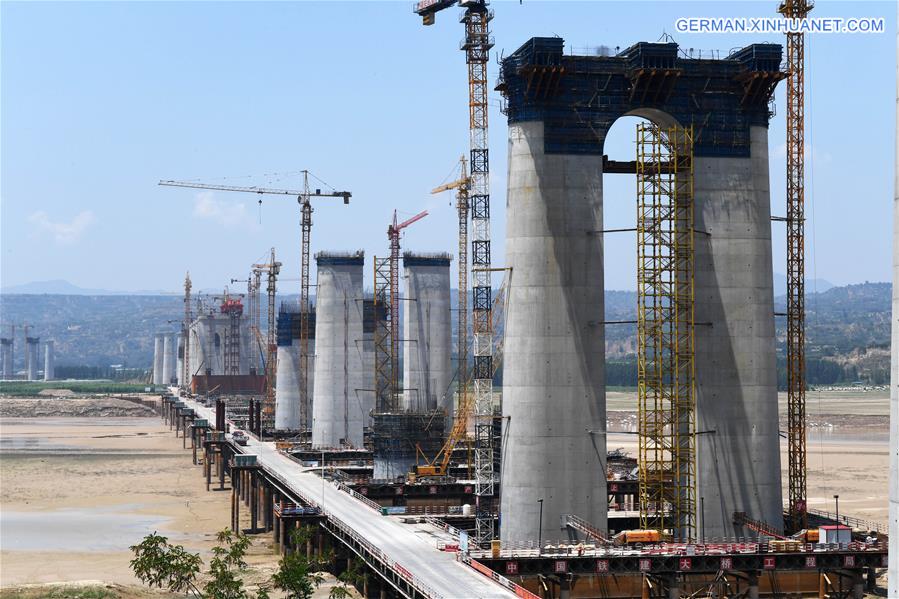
<box><xmin>278</xmin><ymin>513</ymin><xmax>287</xmax><ymax>555</ymax></box>
<box><xmin>559</xmin><ymin>574</ymin><xmax>574</xmax><ymax>599</ymax></box>
<box><xmin>231</xmin><ymin>473</ymin><xmax>240</xmax><ymax>532</ymax></box>
<box><xmin>665</xmin><ymin>576</ymin><xmax>679</xmax><ymax>599</ymax></box>
<box><xmin>221</xmin><ymin>450</ymin><xmax>227</xmax><ymax>489</ymax></box>
<box><xmin>205</xmin><ymin>444</ymin><xmax>213</xmax><ymax>491</ymax></box>
<box><xmin>192</xmin><ymin>424</ymin><xmax>209</xmax><ymax>465</ymax></box>
<box><xmin>261</xmin><ymin>484</ymin><xmax>272</xmax><ymax>533</ymax></box>
<box><xmin>851</xmin><ymin>571</ymin><xmax>865</xmax><ymax>599</ymax></box>
<box><xmin>272</xmin><ymin>496</ymin><xmax>281</xmax><ymax>549</ymax></box>
<box><xmin>747</xmin><ymin>572</ymin><xmax>759</xmax><ymax>599</ymax></box>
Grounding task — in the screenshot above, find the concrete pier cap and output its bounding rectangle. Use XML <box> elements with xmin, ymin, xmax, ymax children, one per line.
<box><xmin>498</xmin><ymin>37</ymin><xmax>784</xmax><ymax>542</ymax></box>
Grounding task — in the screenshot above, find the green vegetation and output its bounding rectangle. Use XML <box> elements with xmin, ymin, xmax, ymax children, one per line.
<box><xmin>0</xmin><ymin>587</ymin><xmax>122</xmax><ymax>599</ymax></box>
<box><xmin>606</xmin><ymin>361</ymin><xmax>638</xmax><ymax>388</ymax></box>
<box><xmin>0</xmin><ymin>381</ymin><xmax>149</xmax><ymax>396</ymax></box>
<box><xmin>131</xmin><ymin>528</ymin><xmax>359</xmax><ymax>599</ymax></box>
<box><xmin>55</xmin><ymin>365</ymin><xmax>148</xmax><ymax>381</ymax></box>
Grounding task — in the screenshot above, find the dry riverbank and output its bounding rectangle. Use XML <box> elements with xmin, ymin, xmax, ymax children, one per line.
<box><xmin>0</xmin><ymin>401</ymin><xmax>356</xmax><ymax>597</ymax></box>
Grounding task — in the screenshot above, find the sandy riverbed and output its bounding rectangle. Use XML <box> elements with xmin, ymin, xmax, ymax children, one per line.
<box><xmin>0</xmin><ymin>416</ymin><xmax>236</xmax><ymax>585</ymax></box>
<box><xmin>0</xmin><ymin>407</ymin><xmax>356</xmax><ymax>598</ymax></box>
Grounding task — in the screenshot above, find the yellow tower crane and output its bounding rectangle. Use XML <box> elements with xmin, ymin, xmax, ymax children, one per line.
<box><xmin>778</xmin><ymin>0</ymin><xmax>813</xmax><ymax>534</ymax></box>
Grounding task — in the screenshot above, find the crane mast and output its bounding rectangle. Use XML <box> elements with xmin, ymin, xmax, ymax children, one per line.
<box><xmin>414</xmin><ymin>0</ymin><xmax>496</xmax><ymax>545</ymax></box>
<box><xmin>253</xmin><ymin>249</ymin><xmax>281</xmax><ymax>430</ymax></box>
<box><xmin>253</xmin><ymin>269</ymin><xmax>263</xmax><ymax>348</ymax></box>
<box><xmin>182</xmin><ymin>273</ymin><xmax>192</xmax><ymax>388</ymax></box>
<box><xmin>779</xmin><ymin>0</ymin><xmax>812</xmax><ymax>534</ymax></box>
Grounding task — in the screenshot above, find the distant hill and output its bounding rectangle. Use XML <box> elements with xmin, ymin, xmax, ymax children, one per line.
<box><xmin>1</xmin><ymin>280</ymin><xmax>114</xmax><ymax>295</ymax></box>
<box><xmin>773</xmin><ymin>274</ymin><xmax>834</xmax><ymax>297</ymax></box>
<box><xmin>0</xmin><ymin>282</ymin><xmax>890</xmax><ymax>386</ymax></box>
<box><xmin>0</xmin><ymin>279</ymin><xmax>174</xmax><ymax>296</ymax></box>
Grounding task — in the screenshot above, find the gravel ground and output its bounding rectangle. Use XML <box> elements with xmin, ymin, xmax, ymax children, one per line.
<box><xmin>0</xmin><ymin>397</ymin><xmax>156</xmax><ymax>418</ymax></box>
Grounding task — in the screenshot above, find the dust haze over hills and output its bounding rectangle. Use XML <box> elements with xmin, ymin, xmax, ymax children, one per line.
<box><xmin>0</xmin><ymin>282</ymin><xmax>890</xmax><ymax>387</ymax></box>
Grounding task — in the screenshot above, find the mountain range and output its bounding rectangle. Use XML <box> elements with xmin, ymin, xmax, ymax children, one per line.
<box><xmin>0</xmin><ymin>281</ymin><xmax>889</xmax><ymax>386</ymax></box>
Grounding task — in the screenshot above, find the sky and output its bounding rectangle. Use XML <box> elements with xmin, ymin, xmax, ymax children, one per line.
<box><xmin>1</xmin><ymin>0</ymin><xmax>895</xmax><ymax>294</ymax></box>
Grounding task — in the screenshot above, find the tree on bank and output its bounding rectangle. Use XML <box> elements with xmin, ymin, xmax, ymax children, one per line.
<box><xmin>130</xmin><ymin>528</ymin><xmax>359</xmax><ymax>599</ymax></box>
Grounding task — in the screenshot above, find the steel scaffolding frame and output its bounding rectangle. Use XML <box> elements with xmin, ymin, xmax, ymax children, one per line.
<box><xmin>636</xmin><ymin>123</ymin><xmax>696</xmax><ymax>541</ymax></box>
<box><xmin>225</xmin><ymin>308</ymin><xmax>241</xmax><ymax>376</ymax></box>
<box><xmin>373</xmin><ymin>257</ymin><xmax>395</xmax><ymax>413</ymax></box>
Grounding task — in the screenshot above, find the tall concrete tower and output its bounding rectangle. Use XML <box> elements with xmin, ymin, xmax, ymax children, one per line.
<box><xmin>43</xmin><ymin>341</ymin><xmax>54</xmax><ymax>381</ymax></box>
<box><xmin>888</xmin><ymin>11</ymin><xmax>898</xmax><ymax>596</ymax></box>
<box><xmin>402</xmin><ymin>253</ymin><xmax>453</xmax><ymax>416</ymax></box>
<box><xmin>502</xmin><ymin>119</ymin><xmax>607</xmax><ymax>543</ymax></box>
<box><xmin>311</xmin><ymin>252</ymin><xmax>365</xmax><ymax>449</ymax></box>
<box><xmin>499</xmin><ymin>38</ymin><xmax>784</xmax><ymax>541</ymax></box>
<box><xmin>25</xmin><ymin>336</ymin><xmax>40</xmax><ymax>381</ymax></box>
<box><xmin>1</xmin><ymin>338</ymin><xmax>12</xmax><ymax>379</ymax></box>
<box><xmin>275</xmin><ymin>342</ymin><xmax>301</xmax><ymax>430</ymax></box>
<box><xmin>162</xmin><ymin>334</ymin><xmax>175</xmax><ymax>385</ymax></box>
<box><xmin>153</xmin><ymin>333</ymin><xmax>165</xmax><ymax>385</ymax></box>
<box><xmin>275</xmin><ymin>307</ymin><xmax>316</xmax><ymax>431</ymax></box>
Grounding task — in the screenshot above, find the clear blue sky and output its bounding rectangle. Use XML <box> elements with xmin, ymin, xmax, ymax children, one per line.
<box><xmin>2</xmin><ymin>1</ymin><xmax>895</xmax><ymax>293</ymax></box>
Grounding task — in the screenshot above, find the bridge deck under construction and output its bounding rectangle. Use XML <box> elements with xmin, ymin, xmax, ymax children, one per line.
<box><xmin>168</xmin><ymin>392</ymin><xmax>521</xmax><ymax>599</ymax></box>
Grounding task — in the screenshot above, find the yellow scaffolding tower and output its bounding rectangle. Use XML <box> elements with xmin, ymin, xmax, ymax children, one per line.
<box><xmin>636</xmin><ymin>123</ymin><xmax>696</xmax><ymax>541</ymax></box>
